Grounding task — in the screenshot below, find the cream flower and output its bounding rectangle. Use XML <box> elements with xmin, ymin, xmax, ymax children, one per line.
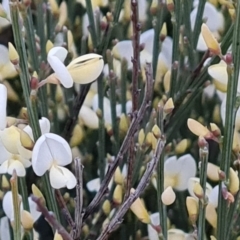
<box><xmin>147</xmin><ymin>213</ymin><xmax>160</xmax><ymax>240</ymax></box>
<box><xmin>0</xmin><ymin>84</ymin><xmax>7</xmax><ymax>130</ymax></box>
<box><xmin>47</xmin><ymin>47</ymin><xmax>104</xmax><ymax>88</ymax></box>
<box><xmin>0</xmin><ymin>45</ymin><xmax>18</xmax><ymax>81</ymax></box>
<box><xmin>163</xmin><ymin>154</ymin><xmax>197</xmax><ymax>191</ymax></box>
<box><xmin>191</xmin><ymin>2</ymin><xmax>224</xmax><ymax>51</ymax></box>
<box><xmin>3</xmin><ymin>191</ymin><xmax>41</xmax><ymax>222</ymax></box>
<box><xmin>32</xmin><ymin>133</ymin><xmax>76</xmax><ymax>189</ymax></box>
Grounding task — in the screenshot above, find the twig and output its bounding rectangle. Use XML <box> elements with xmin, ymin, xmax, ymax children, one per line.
<box><xmin>55</xmin><ymin>189</ymin><xmax>75</xmax><ymax>228</ymax></box>
<box><xmin>96</xmin><ymin>138</ymin><xmax>165</xmax><ymax>240</ymax></box>
<box><xmin>131</xmin><ymin>0</ymin><xmax>141</xmax><ymax>111</ymax></box>
<box><xmin>123</xmin><ymin>0</ymin><xmax>141</xmax><ymax>202</ymax></box>
<box><xmin>71</xmin><ymin>158</ymin><xmax>84</xmax><ymax>239</ymax></box>
<box><xmin>83</xmin><ymin>63</ymin><xmax>154</xmax><ymax>221</ymax></box>
<box><xmin>31</xmin><ymin>195</ymin><xmax>73</xmax><ymax>240</ymax></box>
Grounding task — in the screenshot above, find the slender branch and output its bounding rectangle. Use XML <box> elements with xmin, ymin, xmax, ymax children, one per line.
<box><xmin>83</xmin><ymin>63</ymin><xmax>154</xmax><ymax>221</ymax></box>
<box><xmin>31</xmin><ymin>196</ymin><xmax>73</xmax><ymax>240</ymax></box>
<box><xmin>55</xmin><ymin>189</ymin><xmax>75</xmax><ymax>228</ymax></box>
<box><xmin>131</xmin><ymin>0</ymin><xmax>141</xmax><ymax>111</ymax></box>
<box><xmin>71</xmin><ymin>158</ymin><xmax>84</xmax><ymax>239</ymax></box>
<box><xmin>96</xmin><ymin>138</ymin><xmax>165</xmax><ymax>240</ymax></box>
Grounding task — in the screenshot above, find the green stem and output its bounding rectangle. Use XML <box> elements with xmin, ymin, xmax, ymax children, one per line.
<box><xmin>85</xmin><ymin>0</ymin><xmax>98</xmax><ymax>49</ymax></box>
<box><xmin>217</xmin><ymin>3</ymin><xmax>240</xmax><ymax>238</ymax></box>
<box><xmin>19</xmin><ymin>177</ymin><xmax>30</xmax><ymax>212</ymax></box>
<box><xmin>152</xmin><ymin>4</ymin><xmax>165</xmax><ymax>78</ymax></box>
<box><xmin>157</xmin><ymin>152</ymin><xmax>167</xmax><ymax>240</ymax></box>
<box><xmin>182</xmin><ymin>0</ymin><xmax>195</xmax><ymax>70</ymax></box>
<box><xmin>169</xmin><ymin>0</ymin><xmax>181</xmax><ymax>99</ymax></box>
<box><xmin>98</xmin><ymin>75</ymin><xmax>105</xmax><ymax>181</ymax></box>
<box><xmin>107</xmin><ymin>50</ymin><xmax>119</xmax><ymax>153</ymax></box>
<box><xmin>197</xmin><ymin>144</ymin><xmax>209</xmax><ymax>239</ymax></box>
<box><xmin>192</xmin><ymin>0</ymin><xmax>206</xmax><ymax>49</ymax></box>
<box><xmin>11</xmin><ymin>173</ymin><xmax>21</xmax><ymax>240</ymax></box>
<box><xmin>121</xmin><ymin>58</ymin><xmax>128</xmax><ymax>114</ymax></box>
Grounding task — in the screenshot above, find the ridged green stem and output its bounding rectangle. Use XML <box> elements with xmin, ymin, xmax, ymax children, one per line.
<box><xmin>192</xmin><ymin>0</ymin><xmax>206</xmax><ymax>49</ymax></box>
<box><xmin>85</xmin><ymin>0</ymin><xmax>98</xmax><ymax>49</ymax></box>
<box><xmin>11</xmin><ymin>173</ymin><xmax>21</xmax><ymax>240</ymax></box>
<box><xmin>197</xmin><ymin>145</ymin><xmax>208</xmax><ymax>239</ymax></box>
<box><xmin>169</xmin><ymin>0</ymin><xmax>181</xmax><ymax>99</ymax></box>
<box><xmin>217</xmin><ymin>4</ymin><xmax>240</xmax><ymax>238</ymax></box>
<box><xmin>157</xmin><ymin>152</ymin><xmax>167</xmax><ymax>239</ymax></box>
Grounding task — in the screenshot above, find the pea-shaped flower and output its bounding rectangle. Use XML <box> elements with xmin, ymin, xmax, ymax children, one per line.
<box><xmin>32</xmin><ymin>133</ymin><xmax>76</xmax><ymax>189</ymax></box>
<box><xmin>46</xmin><ymin>47</ymin><xmax>104</xmax><ymax>88</ymax></box>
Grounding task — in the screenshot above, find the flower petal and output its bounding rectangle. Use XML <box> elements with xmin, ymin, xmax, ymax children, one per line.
<box><xmin>140</xmin><ymin>29</ymin><xmax>154</xmax><ymax>54</ymax></box>
<box><xmin>0</xmin><ymin>139</ymin><xmax>11</xmax><ymax>164</ymax></box>
<box><xmin>28</xmin><ymin>197</ymin><xmax>41</xmax><ymax>222</ymax></box>
<box><xmin>208</xmin><ymin>185</ymin><xmax>219</xmax><ymax>208</ymax></box>
<box><xmin>8</xmin><ymin>160</ymin><xmax>26</xmax><ymax>177</ymax></box>
<box><xmin>0</xmin><ymin>84</ymin><xmax>7</xmax><ymax>130</ymax></box>
<box><xmin>0</xmin><ymin>160</ymin><xmax>9</xmax><ymax>174</ymax></box>
<box><xmin>79</xmin><ymin>105</ymin><xmax>99</xmax><ymax>129</ymax></box>
<box><xmin>49</xmin><ymin>165</ymin><xmax>67</xmax><ymax>189</ymax></box>
<box><xmin>67</xmin><ymin>54</ymin><xmax>104</xmax><ymax>84</ymax></box>
<box><xmin>175</xmin><ymin>154</ymin><xmax>197</xmax><ymax>191</ymax></box>
<box><xmin>48</xmin><ymin>46</ymin><xmax>68</xmax><ymax>62</ymax></box>
<box><xmin>57</xmin><ymin>166</ymin><xmax>77</xmax><ymax>189</ymax></box>
<box><xmin>86</xmin><ymin>178</ymin><xmax>100</xmax><ymax>192</ymax></box>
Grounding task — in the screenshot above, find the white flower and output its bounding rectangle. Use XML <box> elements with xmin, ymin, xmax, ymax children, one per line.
<box><xmin>47</xmin><ymin>47</ymin><xmax>104</xmax><ymax>88</ymax></box>
<box><xmin>191</xmin><ymin>2</ymin><xmax>224</xmax><ymax>51</ymax></box>
<box><xmin>0</xmin><ymin>83</ymin><xmax>7</xmax><ymax>130</ymax></box>
<box><xmin>32</xmin><ymin>133</ymin><xmax>76</xmax><ymax>189</ymax></box>
<box><xmin>147</xmin><ymin>213</ymin><xmax>160</xmax><ymax>240</ymax></box>
<box><xmin>163</xmin><ymin>154</ymin><xmax>197</xmax><ymax>191</ymax></box>
<box><xmin>3</xmin><ymin>191</ymin><xmax>41</xmax><ymax>222</ymax></box>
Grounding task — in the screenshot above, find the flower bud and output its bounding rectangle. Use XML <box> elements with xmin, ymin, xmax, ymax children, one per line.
<box><xmin>152</xmin><ymin>124</ymin><xmax>161</xmax><ymax>139</ymax></box>
<box><xmin>163</xmin><ymin>98</ymin><xmax>174</xmax><ymax>114</ymax></box>
<box><xmin>2</xmin><ymin>175</ymin><xmax>10</xmax><ymax>190</ymax></box>
<box><xmin>119</xmin><ymin>114</ymin><xmax>129</xmax><ymax>134</ymax></box>
<box><xmin>210</xmin><ymin>123</ymin><xmax>221</xmax><ymax>138</ymax></box>
<box><xmin>138</xmin><ymin>129</ymin><xmax>145</xmax><ymax>146</ymax></box>
<box><xmin>161</xmin><ymin>186</ymin><xmax>176</xmax><ymax>205</ymax></box>
<box><xmin>229</xmin><ymin>167</ymin><xmax>239</xmax><ymax>194</ymax></box>
<box><xmin>207</xmin><ymin>163</ymin><xmax>220</xmax><ymax>181</ymax></box>
<box><xmin>201</xmin><ymin>23</ymin><xmax>221</xmax><ymax>55</ymax></box>
<box><xmin>114</xmin><ymin>167</ymin><xmax>124</xmax><ymax>185</ymax></box>
<box><xmin>193</xmin><ymin>182</ymin><xmax>204</xmax><ymax>199</ymax></box>
<box><xmin>46</xmin><ymin>40</ymin><xmax>54</xmax><ymax>54</ymax></box>
<box><xmin>102</xmin><ymin>200</ymin><xmax>111</xmax><ymax>215</ymax></box>
<box><xmin>113</xmin><ymin>184</ymin><xmax>122</xmax><ymax>205</ymax></box>
<box><xmin>32</xmin><ymin>184</ymin><xmax>46</xmax><ymax>206</ymax></box>
<box><xmin>8</xmin><ymin>42</ymin><xmax>19</xmax><ymax>64</ymax></box>
<box><xmin>206</xmin><ymin>203</ymin><xmax>217</xmax><ymax>228</ymax></box>
<box><xmin>21</xmin><ymin>210</ymin><xmax>34</xmax><ymax>230</ymax></box>
<box><xmin>130</xmin><ymin>189</ymin><xmax>150</xmax><ymax>224</ymax></box>
<box><xmin>186</xmin><ymin>197</ymin><xmax>198</xmax><ymax>223</ymax></box>
<box><xmin>175</xmin><ymin>139</ymin><xmax>189</xmax><ymax>155</ymax></box>
<box><xmin>70</xmin><ymin>124</ymin><xmax>84</xmax><ymax>147</ymax></box>
<box><xmin>187</xmin><ymin>118</ymin><xmax>210</xmax><ymax>137</ymax></box>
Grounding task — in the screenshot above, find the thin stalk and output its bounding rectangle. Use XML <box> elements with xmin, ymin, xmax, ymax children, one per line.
<box><xmin>121</xmin><ymin>58</ymin><xmax>128</xmax><ymax>114</ymax></box>
<box><xmin>152</xmin><ymin>3</ymin><xmax>165</xmax><ymax>78</ymax></box>
<box><xmin>98</xmin><ymin>75</ymin><xmax>106</xmax><ymax>181</ymax></box>
<box><xmin>197</xmin><ymin>144</ymin><xmax>209</xmax><ymax>239</ymax></box>
<box><xmin>157</xmin><ymin>152</ymin><xmax>167</xmax><ymax>240</ymax></box>
<box><xmin>217</xmin><ymin>4</ymin><xmax>240</xmax><ymax>238</ymax></box>
<box><xmin>107</xmin><ymin>50</ymin><xmax>119</xmax><ymax>153</ymax></box>
<box><xmin>85</xmin><ymin>0</ymin><xmax>98</xmax><ymax>49</ymax></box>
<box><xmin>10</xmin><ymin>171</ymin><xmax>21</xmax><ymax>240</ymax></box>
<box><xmin>35</xmin><ymin>0</ymin><xmax>46</xmax><ymax>61</ymax></box>
<box><xmin>19</xmin><ymin>177</ymin><xmax>30</xmax><ymax>211</ymax></box>
<box><xmin>226</xmin><ymin>191</ymin><xmax>240</xmax><ymax>239</ymax></box>
<box><xmin>169</xmin><ymin>0</ymin><xmax>181</xmax><ymax>99</ymax></box>
<box><xmin>20</xmin><ymin>6</ymin><xmax>39</xmax><ymax>72</ymax></box>
<box><xmin>192</xmin><ymin>0</ymin><xmax>206</xmax><ymax>49</ymax></box>
<box><xmin>182</xmin><ymin>0</ymin><xmax>195</xmax><ymax>70</ymax></box>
